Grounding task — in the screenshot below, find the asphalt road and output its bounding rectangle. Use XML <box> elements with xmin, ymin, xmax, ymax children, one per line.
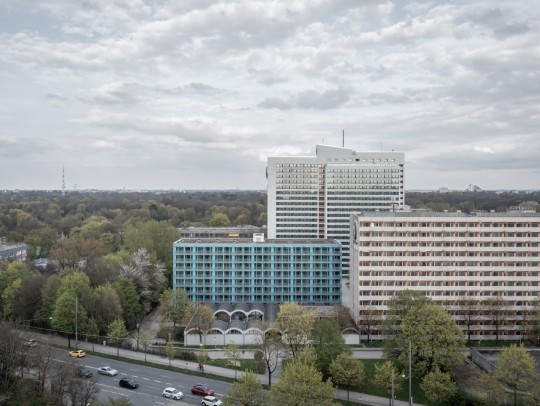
<box><xmin>55</xmin><ymin>350</ymin><xmax>230</xmax><ymax>406</ymax></box>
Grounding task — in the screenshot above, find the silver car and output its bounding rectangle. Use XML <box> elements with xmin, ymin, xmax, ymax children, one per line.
<box><xmin>162</xmin><ymin>387</ymin><xmax>184</xmax><ymax>400</ymax></box>
<box><xmin>97</xmin><ymin>366</ymin><xmax>118</xmax><ymax>376</ymax></box>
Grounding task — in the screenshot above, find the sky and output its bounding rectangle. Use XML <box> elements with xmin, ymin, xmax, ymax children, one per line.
<box><xmin>1</xmin><ymin>0</ymin><xmax>539</xmax><ymax>191</ymax></box>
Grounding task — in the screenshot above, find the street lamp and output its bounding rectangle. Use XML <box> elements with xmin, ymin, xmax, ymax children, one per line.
<box><xmin>214</xmin><ymin>336</ymin><xmax>216</xmax><ymax>349</ymax></box>
<box><xmin>408</xmin><ymin>340</ymin><xmax>412</xmax><ymax>406</ymax></box>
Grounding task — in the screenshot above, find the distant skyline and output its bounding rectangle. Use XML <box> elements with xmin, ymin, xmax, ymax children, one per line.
<box><xmin>1</xmin><ymin>1</ymin><xmax>539</xmax><ymax>191</ymax></box>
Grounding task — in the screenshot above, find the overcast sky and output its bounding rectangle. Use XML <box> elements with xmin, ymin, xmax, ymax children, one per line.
<box><xmin>1</xmin><ymin>1</ymin><xmax>539</xmax><ymax>191</ymax></box>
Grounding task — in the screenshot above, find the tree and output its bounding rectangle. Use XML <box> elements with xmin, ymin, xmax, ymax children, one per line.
<box><xmin>92</xmin><ymin>283</ymin><xmax>123</xmax><ymax>335</ymax></box>
<box><xmin>138</xmin><ymin>328</ymin><xmax>154</xmax><ymax>362</ymax></box>
<box><xmin>224</xmin><ymin>342</ymin><xmax>242</xmax><ymax>379</ymax></box>
<box><xmin>270</xmin><ymin>358</ymin><xmax>336</xmax><ymax>406</ymax></box>
<box><xmin>223</xmin><ymin>371</ymin><xmax>268</xmax><ymax>406</ymax></box>
<box><xmin>188</xmin><ymin>303</ymin><xmax>214</xmax><ymax>344</ymax></box>
<box><xmin>107</xmin><ymin>319</ymin><xmax>129</xmax><ymax>357</ymax></box>
<box><xmin>374</xmin><ymin>361</ymin><xmax>403</xmax><ymax>406</ymax></box>
<box><xmin>65</xmin><ymin>364</ymin><xmax>100</xmax><ymax>406</ymax></box>
<box><xmin>159</xmin><ymin>287</ymin><xmax>190</xmax><ymax>329</ymax></box>
<box><xmin>329</xmin><ymin>352</ymin><xmax>364</xmax><ymax>402</ymax></box>
<box><xmin>32</xmin><ymin>339</ymin><xmax>55</xmax><ymax>390</ymax></box>
<box><xmin>400</xmin><ymin>303</ymin><xmax>465</xmax><ymax>377</ymax></box>
<box><xmin>93</xmin><ymin>397</ymin><xmax>134</xmax><ymax>406</ymax></box>
<box><xmin>51</xmin><ymin>292</ymin><xmax>89</xmax><ymax>348</ymax></box>
<box><xmin>495</xmin><ymin>344</ymin><xmax>539</xmax><ymax>406</ymax></box>
<box><xmin>358</xmin><ymin>305</ymin><xmax>382</xmax><ymax>344</ymax></box>
<box><xmin>197</xmin><ymin>345</ymin><xmax>209</xmax><ymax>368</ymax></box>
<box><xmin>476</xmin><ymin>372</ymin><xmax>506</xmax><ymax>406</ymax></box>
<box><xmin>421</xmin><ymin>369</ymin><xmax>458</xmax><ymax>405</ymax></box>
<box><xmin>486</xmin><ymin>296</ymin><xmax>510</xmax><ymax>344</ymax></box>
<box><xmin>311</xmin><ymin>318</ymin><xmax>348</xmax><ymax>378</ymax></box>
<box><xmin>255</xmin><ymin>323</ymin><xmax>283</xmax><ymax>386</ymax></box>
<box><xmin>119</xmin><ymin>248</ymin><xmax>166</xmax><ymax>312</ymax></box>
<box><xmin>113</xmin><ymin>276</ymin><xmax>143</xmax><ymax>330</ymax></box>
<box><xmin>458</xmin><ymin>294</ymin><xmax>481</xmax><ymax>344</ymax></box>
<box><xmin>207</xmin><ymin>213</ymin><xmax>231</xmax><ymax>227</ymax></box>
<box><xmin>0</xmin><ymin>325</ymin><xmax>23</xmax><ymax>393</ymax></box>
<box><xmin>275</xmin><ymin>302</ymin><xmax>315</xmax><ymax>358</ymax></box>
<box><xmin>383</xmin><ymin>290</ymin><xmax>431</xmax><ymax>357</ymax></box>
<box><xmin>123</xmin><ymin>219</ymin><xmax>179</xmax><ymax>275</ymax></box>
<box><xmin>165</xmin><ymin>333</ymin><xmax>176</xmax><ymax>366</ymax></box>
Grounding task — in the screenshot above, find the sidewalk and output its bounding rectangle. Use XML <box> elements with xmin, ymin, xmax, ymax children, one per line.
<box><xmin>31</xmin><ymin>331</ymin><xmax>423</xmax><ymax>406</ymax></box>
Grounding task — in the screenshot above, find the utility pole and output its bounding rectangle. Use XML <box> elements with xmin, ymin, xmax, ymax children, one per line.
<box><xmin>75</xmin><ymin>296</ymin><xmax>78</xmax><ymax>349</ymax></box>
<box><xmin>408</xmin><ymin>340</ymin><xmax>412</xmax><ymax>406</ymax></box>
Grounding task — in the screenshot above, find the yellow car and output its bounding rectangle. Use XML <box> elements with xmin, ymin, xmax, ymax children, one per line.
<box><xmin>69</xmin><ymin>349</ymin><xmax>86</xmax><ymax>358</ymax></box>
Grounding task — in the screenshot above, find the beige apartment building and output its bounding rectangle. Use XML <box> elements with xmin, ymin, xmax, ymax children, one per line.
<box><xmin>351</xmin><ymin>211</ymin><xmax>540</xmax><ymax>341</ymax></box>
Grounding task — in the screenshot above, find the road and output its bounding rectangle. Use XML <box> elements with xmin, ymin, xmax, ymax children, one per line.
<box><xmin>84</xmin><ymin>355</ymin><xmax>230</xmax><ymax>405</ymax></box>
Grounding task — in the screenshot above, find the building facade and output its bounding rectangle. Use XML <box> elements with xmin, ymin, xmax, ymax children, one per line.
<box><xmin>351</xmin><ymin>211</ymin><xmax>540</xmax><ymax>340</ymax></box>
<box><xmin>179</xmin><ymin>225</ymin><xmax>266</xmax><ymax>239</ymax></box>
<box><xmin>173</xmin><ymin>235</ymin><xmax>342</xmax><ymax>305</ymax></box>
<box><xmin>267</xmin><ymin>144</ymin><xmax>404</xmax><ymax>275</ymax></box>
<box><xmin>0</xmin><ymin>238</ymin><xmax>27</xmax><ymax>263</ymax></box>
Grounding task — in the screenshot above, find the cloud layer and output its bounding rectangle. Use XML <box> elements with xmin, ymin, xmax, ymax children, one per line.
<box><xmin>0</xmin><ymin>0</ymin><xmax>539</xmax><ymax>190</ymax></box>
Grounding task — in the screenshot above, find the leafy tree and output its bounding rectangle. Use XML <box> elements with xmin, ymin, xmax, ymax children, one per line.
<box><xmin>1</xmin><ymin>278</ymin><xmax>22</xmax><ymax>319</ymax></box>
<box><xmin>476</xmin><ymin>372</ymin><xmax>506</xmax><ymax>406</ymax></box>
<box><xmin>119</xmin><ymin>248</ymin><xmax>166</xmax><ymax>312</ymax></box>
<box><xmin>458</xmin><ymin>294</ymin><xmax>481</xmax><ymax>344</ymax></box>
<box><xmin>188</xmin><ymin>303</ymin><xmax>214</xmax><ymax>344</ymax></box>
<box><xmin>311</xmin><ymin>318</ymin><xmax>348</xmax><ymax>378</ymax></box>
<box><xmin>421</xmin><ymin>369</ymin><xmax>458</xmax><ymax>405</ymax></box>
<box><xmin>159</xmin><ymin>287</ymin><xmax>190</xmax><ymax>329</ymax></box>
<box><xmin>165</xmin><ymin>333</ymin><xmax>176</xmax><ymax>366</ymax></box>
<box><xmin>495</xmin><ymin>344</ymin><xmax>539</xmax><ymax>406</ymax></box>
<box><xmin>400</xmin><ymin>303</ymin><xmax>465</xmax><ymax>377</ymax></box>
<box><xmin>224</xmin><ymin>342</ymin><xmax>242</xmax><ymax>379</ymax></box>
<box><xmin>107</xmin><ymin>319</ymin><xmax>129</xmax><ymax>357</ymax></box>
<box><xmin>138</xmin><ymin>328</ymin><xmax>154</xmax><ymax>362</ymax></box>
<box><xmin>270</xmin><ymin>358</ymin><xmax>336</xmax><ymax>406</ymax></box>
<box><xmin>329</xmin><ymin>352</ymin><xmax>364</xmax><ymax>402</ymax></box>
<box><xmin>223</xmin><ymin>371</ymin><xmax>268</xmax><ymax>406</ymax></box>
<box><xmin>374</xmin><ymin>361</ymin><xmax>403</xmax><ymax>405</ymax></box>
<box><xmin>123</xmin><ymin>220</ymin><xmax>178</xmax><ymax>275</ymax></box>
<box><xmin>275</xmin><ymin>302</ymin><xmax>315</xmax><ymax>358</ymax></box>
<box><xmin>85</xmin><ymin>254</ymin><xmax>123</xmax><ymax>287</ymax></box>
<box><xmin>383</xmin><ymin>290</ymin><xmax>431</xmax><ymax>358</ymax></box>
<box><xmin>113</xmin><ymin>276</ymin><xmax>143</xmax><ymax>330</ymax></box>
<box><xmin>487</xmin><ymin>296</ymin><xmax>510</xmax><ymax>344</ymax></box>
<box><xmin>255</xmin><ymin>322</ymin><xmax>283</xmax><ymax>386</ymax></box>
<box><xmin>35</xmin><ymin>274</ymin><xmax>62</xmax><ymax>328</ymax></box>
<box><xmin>12</xmin><ymin>273</ymin><xmax>46</xmax><ymax>322</ymax></box>
<box><xmin>207</xmin><ymin>212</ymin><xmax>231</xmax><ymax>227</ymax></box>
<box><xmin>92</xmin><ymin>284</ymin><xmax>123</xmax><ymax>335</ymax></box>
<box><xmin>51</xmin><ymin>292</ymin><xmax>89</xmax><ymax>348</ymax></box>
<box><xmin>51</xmin><ymin>237</ymin><xmax>109</xmax><ymax>270</ymax></box>
<box><xmin>55</xmin><ymin>271</ymin><xmax>93</xmax><ymax>310</ymax></box>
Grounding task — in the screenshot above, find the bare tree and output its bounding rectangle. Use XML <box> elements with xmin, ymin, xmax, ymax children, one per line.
<box><xmin>32</xmin><ymin>342</ymin><xmax>55</xmax><ymax>391</ymax></box>
<box><xmin>458</xmin><ymin>294</ymin><xmax>481</xmax><ymax>344</ymax></box>
<box><xmin>255</xmin><ymin>322</ymin><xmax>283</xmax><ymax>386</ymax></box>
<box><xmin>0</xmin><ymin>324</ymin><xmax>22</xmax><ymax>393</ymax></box>
<box><xmin>358</xmin><ymin>306</ymin><xmax>382</xmax><ymax>344</ymax></box>
<box><xmin>66</xmin><ymin>364</ymin><xmax>100</xmax><ymax>406</ymax></box>
<box><xmin>186</xmin><ymin>303</ymin><xmax>214</xmax><ymax>344</ymax></box>
<box><xmin>486</xmin><ymin>296</ymin><xmax>510</xmax><ymax>343</ymax></box>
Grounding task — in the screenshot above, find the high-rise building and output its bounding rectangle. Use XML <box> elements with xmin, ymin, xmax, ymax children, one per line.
<box><xmin>267</xmin><ymin>144</ymin><xmax>404</xmax><ymax>275</ymax></box>
<box><xmin>351</xmin><ymin>211</ymin><xmax>540</xmax><ymax>341</ymax></box>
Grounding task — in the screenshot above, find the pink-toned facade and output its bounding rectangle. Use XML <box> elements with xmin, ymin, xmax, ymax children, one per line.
<box><xmin>351</xmin><ymin>211</ymin><xmax>540</xmax><ymax>341</ymax></box>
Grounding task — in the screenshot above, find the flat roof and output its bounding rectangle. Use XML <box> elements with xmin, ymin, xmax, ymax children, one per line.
<box><xmin>174</xmin><ymin>238</ymin><xmax>341</xmax><ymax>245</ymax></box>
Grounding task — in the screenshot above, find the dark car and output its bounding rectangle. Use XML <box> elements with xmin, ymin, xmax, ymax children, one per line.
<box><xmin>77</xmin><ymin>367</ymin><xmax>93</xmax><ymax>378</ymax></box>
<box><xmin>119</xmin><ymin>378</ymin><xmax>139</xmax><ymax>389</ymax></box>
<box><xmin>191</xmin><ymin>384</ymin><xmax>214</xmax><ymax>396</ymax></box>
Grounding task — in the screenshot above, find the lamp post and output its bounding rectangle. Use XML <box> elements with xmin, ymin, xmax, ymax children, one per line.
<box><xmin>391</xmin><ymin>367</ymin><xmax>394</xmax><ymax>406</ymax></box>
<box><xmin>75</xmin><ymin>296</ymin><xmax>79</xmax><ymax>350</ymax></box>
<box><xmin>408</xmin><ymin>340</ymin><xmax>412</xmax><ymax>406</ymax></box>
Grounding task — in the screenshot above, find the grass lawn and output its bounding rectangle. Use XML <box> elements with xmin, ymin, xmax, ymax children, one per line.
<box><xmin>206</xmin><ymin>358</ymin><xmax>266</xmax><ymax>374</ymax></box>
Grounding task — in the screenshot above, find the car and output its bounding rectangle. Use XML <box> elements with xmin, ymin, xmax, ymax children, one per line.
<box><xmin>24</xmin><ymin>339</ymin><xmax>37</xmax><ymax>347</ymax></box>
<box><xmin>162</xmin><ymin>387</ymin><xmax>184</xmax><ymax>400</ymax></box>
<box><xmin>69</xmin><ymin>349</ymin><xmax>86</xmax><ymax>358</ymax></box>
<box><xmin>191</xmin><ymin>384</ymin><xmax>214</xmax><ymax>396</ymax></box>
<box><xmin>201</xmin><ymin>395</ymin><xmax>223</xmax><ymax>406</ymax></box>
<box><xmin>119</xmin><ymin>378</ymin><xmax>139</xmax><ymax>389</ymax></box>
<box><xmin>97</xmin><ymin>366</ymin><xmax>118</xmax><ymax>376</ymax></box>
<box><xmin>77</xmin><ymin>367</ymin><xmax>93</xmax><ymax>378</ymax></box>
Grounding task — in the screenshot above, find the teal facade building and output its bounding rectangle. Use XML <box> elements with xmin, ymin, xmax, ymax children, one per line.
<box><xmin>173</xmin><ymin>236</ymin><xmax>342</xmax><ymax>305</ymax></box>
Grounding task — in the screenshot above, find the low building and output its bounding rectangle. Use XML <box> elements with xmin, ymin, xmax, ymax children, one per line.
<box><xmin>351</xmin><ymin>211</ymin><xmax>540</xmax><ymax>341</ymax></box>
<box><xmin>173</xmin><ymin>234</ymin><xmax>342</xmax><ymax>305</ymax></box>
<box><xmin>0</xmin><ymin>238</ymin><xmax>27</xmax><ymax>263</ymax></box>
<box><xmin>179</xmin><ymin>225</ymin><xmax>266</xmax><ymax>239</ymax></box>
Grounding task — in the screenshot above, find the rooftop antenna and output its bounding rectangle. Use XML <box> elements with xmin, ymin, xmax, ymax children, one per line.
<box><xmin>62</xmin><ymin>166</ymin><xmax>66</xmax><ymax>195</ymax></box>
<box><xmin>342</xmin><ymin>129</ymin><xmax>345</xmax><ymax>147</ymax></box>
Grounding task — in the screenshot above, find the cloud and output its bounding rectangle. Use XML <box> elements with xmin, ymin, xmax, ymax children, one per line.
<box><xmin>259</xmin><ymin>87</ymin><xmax>352</xmax><ymax>110</ymax></box>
